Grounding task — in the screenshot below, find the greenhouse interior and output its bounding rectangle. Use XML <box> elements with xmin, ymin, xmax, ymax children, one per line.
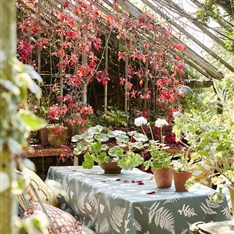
<box><xmin>1</xmin><ymin>0</ymin><xmax>234</xmax><ymax>233</ymax></box>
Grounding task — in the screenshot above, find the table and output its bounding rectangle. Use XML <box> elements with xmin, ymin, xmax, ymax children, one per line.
<box><xmin>47</xmin><ymin>166</ymin><xmax>232</xmax><ymax>234</ymax></box>
<box><xmin>21</xmin><ymin>145</ymin><xmax>73</xmax><ymax>158</ymax></box>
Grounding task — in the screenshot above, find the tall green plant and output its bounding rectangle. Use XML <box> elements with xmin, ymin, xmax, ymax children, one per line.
<box><xmin>1</xmin><ymin>2</ymin><xmax>46</xmax><ymax>233</ymax></box>
<box><xmin>173</xmin><ymin>77</ymin><xmax>234</xmax><ymax>184</ymax></box>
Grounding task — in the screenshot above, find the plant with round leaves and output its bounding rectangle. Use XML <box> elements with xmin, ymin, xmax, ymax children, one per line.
<box><xmin>72</xmin><ymin>125</ymin><xmax>147</xmax><ymax>170</ymax></box>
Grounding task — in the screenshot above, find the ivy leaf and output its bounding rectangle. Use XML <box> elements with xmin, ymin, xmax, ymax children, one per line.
<box><xmin>0</xmin><ymin>79</ymin><xmax>20</xmax><ymax>95</ymax></box>
<box><xmin>19</xmin><ymin>110</ymin><xmax>47</xmax><ymax>131</ymax></box>
<box><xmin>16</xmin><ymin>72</ymin><xmax>41</xmax><ymax>99</ymax></box>
<box><xmin>23</xmin><ymin>64</ymin><xmax>42</xmax><ymax>83</ymax></box>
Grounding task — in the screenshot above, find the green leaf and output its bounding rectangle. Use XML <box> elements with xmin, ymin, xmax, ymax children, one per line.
<box><xmin>74</xmin><ymin>141</ymin><xmax>87</xmax><ymax>155</ymax></box>
<box><xmin>7</xmin><ymin>138</ymin><xmax>21</xmax><ymax>154</ymax></box>
<box><xmin>132</xmin><ymin>132</ymin><xmax>148</xmax><ymax>142</ymax></box>
<box><xmin>19</xmin><ymin>110</ymin><xmax>47</xmax><ymax>130</ymax></box>
<box><xmin>90</xmin><ymin>141</ymin><xmax>105</xmax><ymax>153</ymax></box>
<box><xmin>16</xmin><ymin>73</ymin><xmax>42</xmax><ymax>99</ymax></box>
<box><xmin>116</xmin><ymin>134</ymin><xmax>129</xmax><ymax>143</ymax></box>
<box><xmin>108</xmin><ymin>146</ymin><xmax>124</xmax><ymax>157</ymax></box>
<box><xmin>82</xmin><ymin>161</ymin><xmax>94</xmax><ymax>169</ymax></box>
<box><xmin>94</xmin><ymin>133</ymin><xmax>109</xmax><ymax>142</ymax></box>
<box><xmin>23</xmin><ymin>64</ymin><xmax>43</xmax><ymax>82</ymax></box>
<box><xmin>0</xmin><ymin>78</ymin><xmax>20</xmax><ymax>95</ymax></box>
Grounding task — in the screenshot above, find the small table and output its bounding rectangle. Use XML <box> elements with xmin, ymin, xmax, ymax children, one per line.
<box><xmin>47</xmin><ymin>166</ymin><xmax>232</xmax><ymax>234</ymax></box>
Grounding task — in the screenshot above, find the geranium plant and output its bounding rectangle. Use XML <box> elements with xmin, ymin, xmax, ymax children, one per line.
<box><xmin>72</xmin><ymin>125</ymin><xmax>147</xmax><ymax>170</ymax></box>
<box><xmin>133</xmin><ymin>117</ymin><xmax>173</xmax><ymax>172</ymax></box>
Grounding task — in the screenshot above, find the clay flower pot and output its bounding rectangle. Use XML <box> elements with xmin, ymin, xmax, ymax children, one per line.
<box><xmin>173</xmin><ymin>171</ymin><xmax>192</xmax><ymax>192</ymax></box>
<box><xmin>39</xmin><ymin>127</ymin><xmax>49</xmax><ymax>146</ymax></box>
<box><xmin>100</xmin><ymin>161</ymin><xmax>122</xmax><ymax>174</ymax></box>
<box><xmin>153</xmin><ymin>168</ymin><xmax>173</xmax><ymax>188</ymax></box>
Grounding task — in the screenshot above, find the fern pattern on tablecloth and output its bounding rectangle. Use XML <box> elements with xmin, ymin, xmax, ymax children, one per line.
<box><xmin>47</xmin><ymin>166</ymin><xmax>232</xmax><ymax>234</ymax></box>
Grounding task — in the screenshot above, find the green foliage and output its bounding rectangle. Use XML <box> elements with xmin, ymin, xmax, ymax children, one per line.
<box><xmin>173</xmin><ymin>77</ymin><xmax>234</xmax><ymax>183</ymax></box>
<box><xmin>1</xmin><ymin>59</ymin><xmax>46</xmax><ymax>153</ymax></box>
<box><xmin>88</xmin><ymin>106</ymin><xmax>130</xmax><ymax>128</ymax></box>
<box><xmin>196</xmin><ymin>0</ymin><xmax>234</xmax><ymax>53</ymax></box>
<box><xmin>172</xmin><ymin>154</ymin><xmax>196</xmax><ymax>172</ymax></box>
<box><xmin>177</xmin><ymin>85</ymin><xmax>204</xmax><ymax>113</ymax></box>
<box><xmin>73</xmin><ymin>125</ymin><xmax>146</xmax><ymax>170</ymax></box>
<box><xmin>144</xmin><ymin>142</ymin><xmax>172</xmax><ymax>170</ymax></box>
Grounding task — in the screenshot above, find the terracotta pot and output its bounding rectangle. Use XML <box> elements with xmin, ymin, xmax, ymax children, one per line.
<box><xmin>39</xmin><ymin>127</ymin><xmax>49</xmax><ymax>146</ymax></box>
<box><xmin>100</xmin><ymin>162</ymin><xmax>122</xmax><ymax>174</ymax></box>
<box><xmin>227</xmin><ymin>183</ymin><xmax>234</xmax><ymax>216</ymax></box>
<box><xmin>153</xmin><ymin>168</ymin><xmax>173</xmax><ymax>188</ymax></box>
<box><xmin>173</xmin><ymin>171</ymin><xmax>192</xmax><ymax>192</ymax></box>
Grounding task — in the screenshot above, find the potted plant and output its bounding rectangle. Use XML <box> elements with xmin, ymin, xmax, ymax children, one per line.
<box><xmin>46</xmin><ymin>124</ymin><xmax>67</xmax><ymax>147</ymax></box>
<box><xmin>144</xmin><ymin>142</ymin><xmax>173</xmax><ymax>188</ymax></box>
<box><xmin>171</xmin><ymin>153</ymin><xmax>195</xmax><ymax>192</ymax></box>
<box><xmin>72</xmin><ymin>125</ymin><xmax>147</xmax><ymax>173</ymax></box>
<box><xmin>173</xmin><ymin>77</ymin><xmax>234</xmax><ymax>207</ymax></box>
<box><xmin>134</xmin><ymin>116</ymin><xmax>174</xmax><ymax>188</ymax></box>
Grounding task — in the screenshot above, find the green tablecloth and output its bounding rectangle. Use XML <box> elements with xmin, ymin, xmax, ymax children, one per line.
<box><xmin>47</xmin><ymin>166</ymin><xmax>232</xmax><ymax>234</ymax></box>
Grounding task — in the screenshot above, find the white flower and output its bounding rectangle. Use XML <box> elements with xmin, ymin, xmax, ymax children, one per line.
<box><xmin>173</xmin><ymin>111</ymin><xmax>183</xmax><ymax>118</ymax></box>
<box><xmin>134</xmin><ymin>117</ymin><xmax>147</xmax><ymax>126</ymax></box>
<box><xmin>155</xmin><ymin>118</ymin><xmax>168</xmax><ymax>128</ymax></box>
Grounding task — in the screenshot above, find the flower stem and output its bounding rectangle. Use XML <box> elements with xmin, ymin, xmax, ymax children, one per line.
<box><xmin>140</xmin><ymin>125</ymin><xmax>147</xmax><ymax>137</ymax></box>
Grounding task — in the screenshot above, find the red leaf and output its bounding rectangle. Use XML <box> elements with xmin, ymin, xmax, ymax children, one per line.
<box><xmin>173</xmin><ymin>44</ymin><xmax>186</xmax><ymax>52</ymax></box>
<box><xmin>64</xmin><ymin>0</ymin><xmax>69</xmax><ymax>8</ymax></box>
<box><xmin>123</xmin><ymin>180</ymin><xmax>130</xmax><ymax>183</ymax></box>
<box><xmin>58</xmin><ymin>49</ymin><xmax>65</xmax><ymax>58</ymax></box>
<box><xmin>125</xmin><ymin>82</ymin><xmax>133</xmax><ymax>90</ymax></box>
<box><xmin>146</xmin><ymin>191</ymin><xmax>156</xmax><ymax>194</ymax></box>
<box><xmin>118</xmin><ymin>52</ymin><xmax>125</xmax><ymax>61</ymax></box>
<box><xmin>139</xmin><ymin>80</ymin><xmax>143</xmax><ymax>87</ymax></box>
<box><xmin>116</xmin><ymin>178</ymin><xmax>121</xmax><ymax>181</ymax></box>
<box><xmin>130</xmin><ymin>52</ymin><xmax>138</xmax><ymax>60</ymax></box>
<box><xmin>138</xmin><ymin>182</ymin><xmax>144</xmax><ymax>185</ymax></box>
<box><xmin>92</xmin><ymin>37</ymin><xmax>102</xmax><ymax>51</ymax></box>
<box><xmin>119</xmin><ymin>78</ymin><xmax>125</xmax><ymax>86</ymax></box>
<box><xmin>95</xmin><ymin>70</ymin><xmax>110</xmax><ymax>86</ymax></box>
<box><xmin>113</xmin><ymin>0</ymin><xmax>118</xmax><ymax>8</ymax></box>
<box><xmin>146</xmin><ymin>23</ymin><xmax>153</xmax><ymax>30</ymax></box>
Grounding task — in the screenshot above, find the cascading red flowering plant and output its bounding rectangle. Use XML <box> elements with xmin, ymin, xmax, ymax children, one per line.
<box><xmin>17</xmin><ymin>0</ymin><xmax>187</xmax><ymax>122</ymax></box>
<box><xmin>48</xmin><ymin>93</ymin><xmax>93</xmax><ymax>129</ymax></box>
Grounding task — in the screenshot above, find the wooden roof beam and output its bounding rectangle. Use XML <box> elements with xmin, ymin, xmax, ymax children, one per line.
<box><xmin>153</xmin><ymin>0</ymin><xmax>228</xmax><ymax>51</ymax></box>
<box><xmin>142</xmin><ymin>0</ymin><xmax>234</xmax><ymax>74</ymax></box>
<box><xmin>114</xmin><ymin>0</ymin><xmax>224</xmax><ymax>80</ymax></box>
<box><xmin>190</xmin><ymin>0</ymin><xmax>234</xmax><ymax>33</ymax></box>
<box><xmin>141</xmin><ymin>0</ymin><xmax>234</xmax><ymax>72</ymax></box>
